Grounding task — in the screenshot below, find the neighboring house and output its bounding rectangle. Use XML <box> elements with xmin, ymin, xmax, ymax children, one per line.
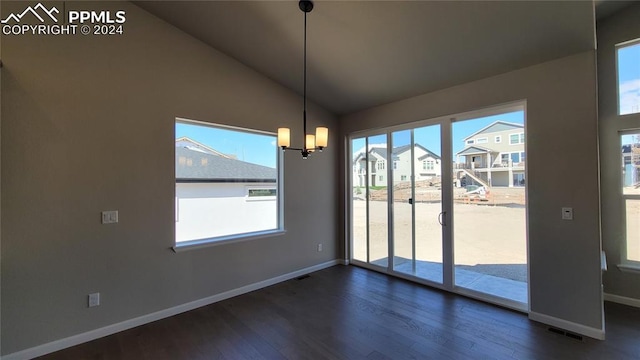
<box><xmin>353</xmin><ymin>144</ymin><xmax>441</xmax><ymax>187</ymax></box>
<box><xmin>175</xmin><ymin>141</ymin><xmax>277</xmax><ymax>243</ymax></box>
<box><xmin>622</xmin><ymin>143</ymin><xmax>640</xmax><ymax>187</ymax></box>
<box><xmin>455</xmin><ymin>121</ymin><xmax>525</xmax><ymax>187</ymax></box>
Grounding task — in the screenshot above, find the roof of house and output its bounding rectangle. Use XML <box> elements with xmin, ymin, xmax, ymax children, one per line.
<box><xmin>175</xmin><ymin>137</ymin><xmax>233</xmax><ymax>159</ymax></box>
<box><xmin>456</xmin><ymin>145</ymin><xmax>494</xmax><ymax>156</ymax></box>
<box><xmin>370</xmin><ymin>147</ymin><xmax>388</xmax><ymax>160</ymax></box>
<box><xmin>416</xmin><ymin>146</ymin><xmax>442</xmax><ymax>161</ymax></box>
<box><xmin>463</xmin><ymin>121</ymin><xmax>524</xmax><ymax>141</ymax></box>
<box><xmin>355</xmin><ymin>143</ymin><xmax>441</xmax><ymax>161</ymax></box>
<box><xmin>176</xmin><ymin>147</ymin><xmax>276</xmax><ymax>182</ymax></box>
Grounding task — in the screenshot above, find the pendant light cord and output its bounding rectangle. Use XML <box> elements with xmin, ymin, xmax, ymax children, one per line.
<box><xmin>303</xmin><ymin>9</ymin><xmax>308</xmax><ymax>148</ymax></box>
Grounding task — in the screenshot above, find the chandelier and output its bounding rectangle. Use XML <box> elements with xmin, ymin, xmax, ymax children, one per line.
<box><xmin>277</xmin><ymin>0</ymin><xmax>328</xmax><ymax>159</ymax></box>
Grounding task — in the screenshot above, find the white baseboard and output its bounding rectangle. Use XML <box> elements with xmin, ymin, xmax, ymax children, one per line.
<box><xmin>2</xmin><ymin>259</ymin><xmax>341</xmax><ymax>360</ymax></box>
<box><xmin>604</xmin><ymin>293</ymin><xmax>640</xmax><ymax>308</ymax></box>
<box><xmin>529</xmin><ymin>311</ymin><xmax>605</xmax><ymax>340</ymax></box>
<box><xmin>340</xmin><ymin>259</ymin><xmax>350</xmax><ymax>265</ymax></box>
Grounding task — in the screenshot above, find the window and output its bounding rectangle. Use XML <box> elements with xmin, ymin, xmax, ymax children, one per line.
<box><xmin>401</xmin><ymin>175</ymin><xmax>407</xmax><ymax>181</ymax></box>
<box><xmin>500</xmin><ymin>152</ymin><xmax>525</xmax><ymax>164</ymax></box>
<box><xmin>476</xmin><ymin>137</ymin><xmax>488</xmax><ymax>144</ymax></box>
<box><xmin>510</xmin><ymin>132</ymin><xmax>525</xmax><ymax>145</ymax></box>
<box><xmin>495</xmin><ymin>135</ymin><xmax>502</xmax><ymax>143</ymax></box>
<box><xmin>393</xmin><ymin>161</ymin><xmax>398</xmax><ymax>170</ymax></box>
<box><xmin>621</xmin><ymin>132</ymin><xmax>640</xmax><ymax>263</ymax></box>
<box><xmin>377</xmin><ymin>161</ymin><xmax>385</xmax><ymax>170</ymax></box>
<box><xmin>426</xmin><ymin>160</ymin><xmax>435</xmax><ymax>170</ymax></box>
<box><xmin>422</xmin><ymin>160</ymin><xmax>427</xmax><ymax>170</ymax></box>
<box><xmin>617</xmin><ymin>39</ymin><xmax>640</xmax><ymax>115</ymax></box>
<box><xmin>466</xmin><ymin>139</ymin><xmax>475</xmax><ymax>145</ymax></box>
<box><xmin>379</xmin><ymin>175</ymin><xmax>383</xmax><ymax>181</ymax></box>
<box><xmin>175</xmin><ymin>119</ymin><xmax>282</xmax><ymax>247</ymax></box>
<box><xmin>247</xmin><ymin>188</ymin><xmax>277</xmax><ymax>198</ymax></box>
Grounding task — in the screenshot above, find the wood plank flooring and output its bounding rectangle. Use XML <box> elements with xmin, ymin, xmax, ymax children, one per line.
<box><xmin>39</xmin><ymin>265</ymin><xmax>640</xmax><ymax>359</ymax></box>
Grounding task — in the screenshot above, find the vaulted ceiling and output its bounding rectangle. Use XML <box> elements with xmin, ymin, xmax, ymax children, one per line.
<box><xmin>136</xmin><ymin>1</ymin><xmax>610</xmax><ymax>116</ymax></box>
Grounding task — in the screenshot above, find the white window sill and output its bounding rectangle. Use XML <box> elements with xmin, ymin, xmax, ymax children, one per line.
<box><xmin>617</xmin><ymin>264</ymin><xmax>640</xmax><ymax>274</ymax></box>
<box><xmin>172</xmin><ymin>229</ymin><xmax>286</xmax><ymax>252</ymax></box>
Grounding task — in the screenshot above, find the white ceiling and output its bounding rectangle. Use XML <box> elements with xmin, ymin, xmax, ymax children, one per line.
<box><xmin>136</xmin><ymin>1</ymin><xmax>600</xmax><ymax>116</ymax></box>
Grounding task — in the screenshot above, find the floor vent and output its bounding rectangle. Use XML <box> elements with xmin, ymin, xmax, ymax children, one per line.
<box><xmin>548</xmin><ymin>327</ymin><xmax>564</xmax><ymax>335</ymax></box>
<box><xmin>566</xmin><ymin>332</ymin><xmax>584</xmax><ymax>341</ymax></box>
<box><xmin>296</xmin><ymin>274</ymin><xmax>311</xmax><ymax>280</ymax></box>
<box><xmin>547</xmin><ymin>327</ymin><xmax>584</xmax><ymax>341</ymax></box>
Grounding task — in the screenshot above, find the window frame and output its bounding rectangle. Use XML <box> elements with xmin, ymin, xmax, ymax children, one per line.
<box><xmin>616</xmin><ymin>38</ymin><xmax>640</xmax><ymax>116</ymax></box>
<box><xmin>246</xmin><ymin>187</ymin><xmax>278</xmax><ymax>201</ymax></box>
<box><xmin>509</xmin><ymin>132</ymin><xmax>525</xmax><ymax>145</ymax></box>
<box><xmin>476</xmin><ymin>137</ymin><xmax>488</xmax><ymax>144</ymax></box>
<box><xmin>619</xmin><ymin>130</ymin><xmax>640</xmax><ymax>267</ymax></box>
<box><xmin>426</xmin><ymin>159</ymin><xmax>435</xmax><ymax>170</ymax></box>
<box><xmin>173</xmin><ymin>118</ymin><xmax>285</xmax><ymax>252</ymax></box>
<box><xmin>495</xmin><ymin>135</ymin><xmax>502</xmax><ymax>143</ymax></box>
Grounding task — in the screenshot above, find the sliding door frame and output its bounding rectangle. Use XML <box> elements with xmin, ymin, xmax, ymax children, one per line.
<box><xmin>347</xmin><ymin>116</ymin><xmax>452</xmax><ymax>292</ymax></box>
<box><xmin>346</xmin><ymin>100</ymin><xmax>529</xmax><ymax>313</ymax></box>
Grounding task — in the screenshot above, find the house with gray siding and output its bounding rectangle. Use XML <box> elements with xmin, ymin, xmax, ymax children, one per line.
<box><xmin>455</xmin><ymin>121</ymin><xmax>525</xmax><ymax>187</ymax></box>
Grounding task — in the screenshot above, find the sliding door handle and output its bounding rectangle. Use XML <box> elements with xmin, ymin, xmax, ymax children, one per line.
<box><xmin>408</xmin><ymin>198</ymin><xmax>413</xmax><ymax>205</ymax></box>
<box><xmin>438</xmin><ymin>211</ymin><xmax>446</xmax><ymax>226</ymax></box>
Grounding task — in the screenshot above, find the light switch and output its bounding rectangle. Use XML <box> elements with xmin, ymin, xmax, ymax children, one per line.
<box><xmin>88</xmin><ymin>292</ymin><xmax>100</xmax><ymax>307</ymax></box>
<box><xmin>562</xmin><ymin>207</ymin><xmax>573</xmax><ymax>220</ymax></box>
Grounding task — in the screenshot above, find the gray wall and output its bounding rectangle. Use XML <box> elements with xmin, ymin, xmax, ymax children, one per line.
<box><xmin>598</xmin><ymin>3</ymin><xmax>640</xmax><ymax>300</ymax></box>
<box><xmin>341</xmin><ymin>51</ymin><xmax>603</xmax><ymax>331</ymax></box>
<box><xmin>1</xmin><ymin>1</ymin><xmax>339</xmax><ymax>355</ymax></box>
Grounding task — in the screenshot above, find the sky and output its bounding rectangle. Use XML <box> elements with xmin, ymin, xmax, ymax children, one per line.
<box><xmin>176</xmin><ymin>122</ymin><xmax>277</xmax><ymax>168</ymax></box>
<box><xmin>352</xmin><ymin>110</ymin><xmax>525</xmax><ymax>159</ymax></box>
<box><xmin>618</xmin><ymin>42</ymin><xmax>640</xmax><ymax>115</ymax></box>
<box><xmin>622</xmin><ymin>134</ymin><xmax>636</xmax><ymax>146</ymax></box>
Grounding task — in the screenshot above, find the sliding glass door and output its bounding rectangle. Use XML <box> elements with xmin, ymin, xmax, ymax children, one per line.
<box><xmin>452</xmin><ymin>112</ymin><xmax>528</xmax><ymax>307</ymax></box>
<box><xmin>351</xmin><ymin>135</ymin><xmax>389</xmax><ymax>268</ymax></box>
<box><xmin>349</xmin><ymin>103</ymin><xmax>528</xmax><ymax>311</ymax></box>
<box><xmin>391</xmin><ymin>126</ymin><xmax>444</xmax><ymax>284</ymax></box>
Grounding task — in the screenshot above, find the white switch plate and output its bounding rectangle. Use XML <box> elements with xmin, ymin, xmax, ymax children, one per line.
<box><xmin>317</xmin><ymin>243</ymin><xmax>323</xmax><ymax>252</ymax></box>
<box><xmin>101</xmin><ymin>210</ymin><xmax>118</xmax><ymax>224</ymax></box>
<box><xmin>562</xmin><ymin>207</ymin><xmax>573</xmax><ymax>220</ymax></box>
<box><xmin>88</xmin><ymin>292</ymin><xmax>100</xmax><ymax>307</ymax></box>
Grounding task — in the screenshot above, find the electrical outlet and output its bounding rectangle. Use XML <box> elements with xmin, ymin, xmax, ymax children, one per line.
<box><xmin>88</xmin><ymin>292</ymin><xmax>100</xmax><ymax>307</ymax></box>
<box><xmin>101</xmin><ymin>210</ymin><xmax>118</xmax><ymax>224</ymax></box>
<box><xmin>317</xmin><ymin>243</ymin><xmax>323</xmax><ymax>252</ymax></box>
<box><xmin>562</xmin><ymin>207</ymin><xmax>573</xmax><ymax>220</ymax></box>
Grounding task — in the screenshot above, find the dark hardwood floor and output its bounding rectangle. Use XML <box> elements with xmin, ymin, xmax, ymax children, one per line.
<box><xmin>39</xmin><ymin>265</ymin><xmax>640</xmax><ymax>359</ymax></box>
